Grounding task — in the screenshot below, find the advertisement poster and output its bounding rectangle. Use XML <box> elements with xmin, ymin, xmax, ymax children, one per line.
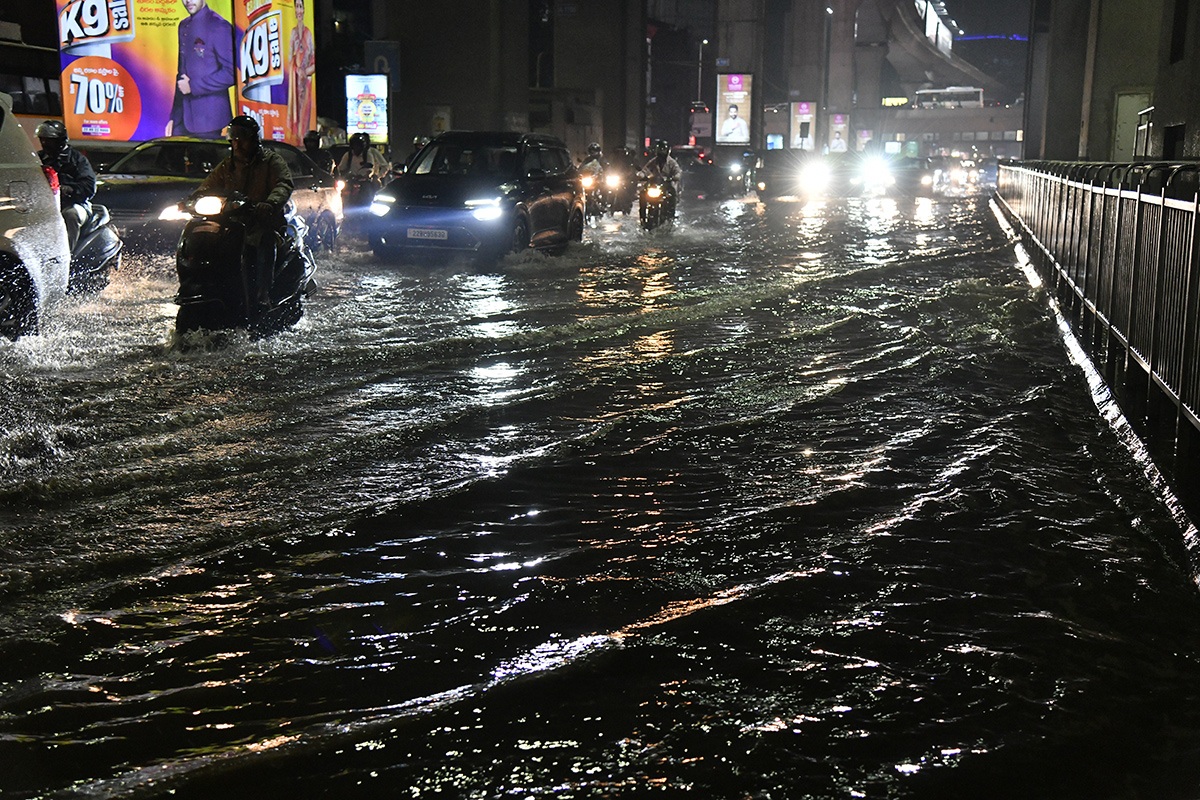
<box><xmin>829</xmin><ymin>113</ymin><xmax>849</xmax><ymax>153</ymax></box>
<box><xmin>715</xmin><ymin>74</ymin><xmax>752</xmax><ymax>145</ymax></box>
<box><xmin>57</xmin><ymin>0</ymin><xmax>314</xmax><ymax>145</ymax></box>
<box><xmin>790</xmin><ymin>101</ymin><xmax>815</xmax><ymax>150</ymax></box>
<box><xmin>58</xmin><ymin>0</ymin><xmax>236</xmax><ymax>141</ymax></box>
<box><xmin>345</xmin><ymin>74</ymin><xmax>388</xmax><ymax>145</ymax></box>
<box><xmin>235</xmin><ymin>0</ymin><xmax>315</xmax><ymax>145</ymax></box>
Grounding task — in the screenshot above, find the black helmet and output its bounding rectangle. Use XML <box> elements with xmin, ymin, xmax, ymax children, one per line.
<box><xmin>227</xmin><ymin>114</ymin><xmax>261</xmax><ymax>142</ymax></box>
<box><xmin>654</xmin><ymin>139</ymin><xmax>670</xmax><ymax>156</ymax></box>
<box><xmin>303</xmin><ymin>130</ymin><xmax>321</xmax><ymax>147</ymax></box>
<box><xmin>35</xmin><ymin>119</ymin><xmax>68</xmax><ymax>142</ymax></box>
<box><xmin>349</xmin><ymin>132</ymin><xmax>370</xmax><ymax>149</ymax></box>
<box><xmin>587</xmin><ymin>142</ymin><xmax>601</xmax><ymax>156</ymax></box>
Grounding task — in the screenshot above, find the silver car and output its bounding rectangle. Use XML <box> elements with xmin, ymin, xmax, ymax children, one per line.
<box><xmin>0</xmin><ymin>95</ymin><xmax>70</xmax><ymax>340</ymax></box>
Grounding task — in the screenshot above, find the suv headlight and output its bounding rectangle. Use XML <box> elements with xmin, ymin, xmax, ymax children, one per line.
<box><xmin>369</xmin><ymin>195</ymin><xmax>395</xmax><ymax>217</ymax></box>
<box><xmin>466</xmin><ymin>197</ymin><xmax>503</xmax><ymax>221</ymax></box>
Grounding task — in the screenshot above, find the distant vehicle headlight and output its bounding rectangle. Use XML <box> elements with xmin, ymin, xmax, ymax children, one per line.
<box><xmin>605</xmin><ymin>173</ymin><xmax>621</xmax><ymax>188</ymax></box>
<box><xmin>921</xmin><ymin>175</ymin><xmax>934</xmax><ymax>186</ymax></box>
<box><xmin>729</xmin><ymin>163</ymin><xmax>743</xmax><ymax>174</ymax></box>
<box><xmin>799</xmin><ymin>161</ymin><xmax>831</xmax><ymax>194</ymax></box>
<box><xmin>581</xmin><ymin>175</ymin><xmax>596</xmax><ymax>190</ymax></box>
<box><xmin>158</xmin><ymin>202</ymin><xmax>191</xmax><ymax>221</ymax></box>
<box><xmin>466</xmin><ymin>197</ymin><xmax>503</xmax><ymax>221</ymax></box>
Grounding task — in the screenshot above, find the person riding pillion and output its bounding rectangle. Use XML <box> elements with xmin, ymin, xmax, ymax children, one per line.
<box><xmin>36</xmin><ymin>119</ymin><xmax>96</xmax><ymax>250</ymax></box>
<box><xmin>195</xmin><ymin>114</ymin><xmax>294</xmax><ymax>310</ymax></box>
<box><xmin>337</xmin><ymin>132</ymin><xmax>389</xmax><ymax>190</ymax></box>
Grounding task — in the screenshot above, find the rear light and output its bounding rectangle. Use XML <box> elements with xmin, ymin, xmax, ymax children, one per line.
<box><xmin>42</xmin><ymin>165</ymin><xmax>61</xmax><ymax>196</ymax></box>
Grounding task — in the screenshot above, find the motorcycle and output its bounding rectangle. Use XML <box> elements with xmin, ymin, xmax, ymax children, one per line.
<box><xmin>339</xmin><ymin>173</ymin><xmax>379</xmax><ymax>216</ymax></box>
<box><xmin>638</xmin><ymin>177</ymin><xmax>675</xmax><ymax>231</ymax></box>
<box><xmin>580</xmin><ymin>170</ymin><xmax>613</xmax><ymax>226</ymax></box>
<box><xmin>67</xmin><ymin>201</ymin><xmax>122</xmax><ymax>294</ymax></box>
<box><xmin>174</xmin><ymin>191</ymin><xmax>317</xmax><ymax>338</ymax></box>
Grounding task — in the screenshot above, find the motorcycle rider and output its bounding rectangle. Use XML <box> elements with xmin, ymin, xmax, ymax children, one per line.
<box><xmin>637</xmin><ymin>139</ymin><xmax>682</xmax><ymax>218</ymax></box>
<box><xmin>195</xmin><ymin>114</ymin><xmax>294</xmax><ymax>311</ymax></box>
<box><xmin>36</xmin><ymin>119</ymin><xmax>96</xmax><ymax>250</ymax></box>
<box><xmin>337</xmin><ymin>132</ymin><xmax>390</xmax><ymax>194</ymax></box>
<box><xmin>579</xmin><ymin>142</ymin><xmax>607</xmax><ymax>179</ymax></box>
<box><xmin>303</xmin><ymin>129</ymin><xmax>334</xmax><ymax>174</ymax></box>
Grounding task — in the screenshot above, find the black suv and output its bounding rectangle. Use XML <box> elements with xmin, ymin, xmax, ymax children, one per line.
<box><xmin>367</xmin><ymin>131</ymin><xmax>584</xmax><ymax>260</ymax></box>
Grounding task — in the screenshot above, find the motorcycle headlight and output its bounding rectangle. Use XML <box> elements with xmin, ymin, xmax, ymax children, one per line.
<box><xmin>158</xmin><ymin>202</ymin><xmax>190</xmax><ymax>221</ymax></box>
<box><xmin>646</xmin><ymin>185</ymin><xmax>663</xmax><ymax>199</ymax></box>
<box><xmin>192</xmin><ymin>195</ymin><xmax>225</xmax><ymax>216</ymax></box>
<box><xmin>581</xmin><ymin>175</ymin><xmax>595</xmax><ymax>190</ymax></box>
<box><xmin>466</xmin><ymin>197</ymin><xmax>503</xmax><ymax>221</ymax></box>
<box><xmin>729</xmin><ymin>163</ymin><xmax>743</xmax><ymax>174</ymax></box>
<box><xmin>605</xmin><ymin>174</ymin><xmax>621</xmax><ymax>188</ymax></box>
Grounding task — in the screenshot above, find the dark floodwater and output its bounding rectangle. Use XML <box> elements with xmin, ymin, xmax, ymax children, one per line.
<box><xmin>4</xmin><ymin>195</ymin><xmax>1200</xmax><ymax>799</ymax></box>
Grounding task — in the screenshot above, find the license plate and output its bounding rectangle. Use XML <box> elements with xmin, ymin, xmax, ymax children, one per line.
<box><xmin>407</xmin><ymin>228</ymin><xmax>448</xmax><ymax>240</ymax></box>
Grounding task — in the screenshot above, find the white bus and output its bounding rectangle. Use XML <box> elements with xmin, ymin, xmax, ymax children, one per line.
<box><xmin>914</xmin><ymin>87</ymin><xmax>984</xmax><ymax>109</ymax></box>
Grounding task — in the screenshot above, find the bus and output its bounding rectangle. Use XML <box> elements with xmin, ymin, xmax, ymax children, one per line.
<box><xmin>0</xmin><ymin>27</ymin><xmax>64</xmax><ymax>145</ymax></box>
<box><xmin>914</xmin><ymin>87</ymin><xmax>984</xmax><ymax>109</ymax></box>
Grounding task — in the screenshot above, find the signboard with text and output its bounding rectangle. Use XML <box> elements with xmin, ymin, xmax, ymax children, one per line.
<box><xmin>345</xmin><ymin>74</ymin><xmax>388</xmax><ymax>145</ymax></box>
<box><xmin>790</xmin><ymin>101</ymin><xmax>815</xmax><ymax>150</ymax></box>
<box><xmin>56</xmin><ymin>0</ymin><xmax>315</xmax><ymax>144</ymax></box>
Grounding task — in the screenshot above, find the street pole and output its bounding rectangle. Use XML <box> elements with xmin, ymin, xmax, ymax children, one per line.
<box><xmin>697</xmin><ymin>38</ymin><xmax>708</xmax><ymax>102</ymax></box>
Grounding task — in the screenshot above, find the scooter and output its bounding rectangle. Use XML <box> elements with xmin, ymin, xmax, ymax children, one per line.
<box><xmin>638</xmin><ymin>177</ymin><xmax>675</xmax><ymax>231</ymax></box>
<box><xmin>67</xmin><ymin>201</ymin><xmax>122</xmax><ymax>294</ymax></box>
<box><xmin>174</xmin><ymin>191</ymin><xmax>317</xmax><ymax>338</ymax></box>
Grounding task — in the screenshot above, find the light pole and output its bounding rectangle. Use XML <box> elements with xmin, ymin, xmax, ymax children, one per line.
<box><xmin>696</xmin><ymin>38</ymin><xmax>708</xmax><ymax>102</ymax></box>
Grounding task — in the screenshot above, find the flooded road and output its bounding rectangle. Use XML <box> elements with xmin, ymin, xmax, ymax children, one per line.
<box><xmin>4</xmin><ymin>195</ymin><xmax>1200</xmax><ymax>799</ymax></box>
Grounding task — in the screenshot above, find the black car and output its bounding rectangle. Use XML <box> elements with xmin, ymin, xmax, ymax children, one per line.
<box><xmin>94</xmin><ymin>137</ymin><xmax>342</xmax><ymax>253</ymax></box>
<box><xmin>753</xmin><ymin>149</ymin><xmax>805</xmax><ymax>200</ymax></box>
<box><xmin>367</xmin><ymin>131</ymin><xmax>584</xmax><ymax>260</ymax></box>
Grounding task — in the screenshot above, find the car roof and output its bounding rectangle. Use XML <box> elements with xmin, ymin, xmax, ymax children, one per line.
<box><xmin>431</xmin><ymin>131</ymin><xmax>566</xmax><ymax>148</ymax></box>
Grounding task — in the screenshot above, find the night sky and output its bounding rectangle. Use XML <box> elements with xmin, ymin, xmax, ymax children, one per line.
<box><xmin>946</xmin><ymin>0</ymin><xmax>1034</xmax><ymax>37</ymax></box>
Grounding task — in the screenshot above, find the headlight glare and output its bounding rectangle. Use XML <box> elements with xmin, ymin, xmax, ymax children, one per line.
<box><xmin>193</xmin><ymin>195</ymin><xmax>225</xmax><ymax>216</ymax></box>
<box><xmin>158</xmin><ymin>203</ymin><xmax>190</xmax><ymax>221</ymax></box>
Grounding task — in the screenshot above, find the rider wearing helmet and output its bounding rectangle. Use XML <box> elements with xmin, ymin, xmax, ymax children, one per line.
<box><xmin>579</xmin><ymin>141</ymin><xmax>607</xmax><ymax>179</ymax></box>
<box><xmin>195</xmin><ymin>115</ymin><xmax>294</xmax><ymax>309</ymax></box>
<box><xmin>302</xmin><ymin>129</ymin><xmax>334</xmax><ymax>174</ymax></box>
<box><xmin>638</xmin><ymin>140</ymin><xmax>682</xmax><ymax>214</ymax></box>
<box><xmin>337</xmin><ymin>132</ymin><xmax>390</xmax><ymax>189</ymax></box>
<box><xmin>36</xmin><ymin>119</ymin><xmax>96</xmax><ymax>249</ymax></box>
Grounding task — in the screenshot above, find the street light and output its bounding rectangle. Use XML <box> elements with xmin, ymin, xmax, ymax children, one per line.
<box><xmin>697</xmin><ymin>38</ymin><xmax>708</xmax><ymax>102</ymax></box>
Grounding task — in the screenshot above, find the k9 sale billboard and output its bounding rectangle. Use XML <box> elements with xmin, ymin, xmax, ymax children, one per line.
<box><xmin>56</xmin><ymin>0</ymin><xmax>314</xmax><ymax>145</ymax></box>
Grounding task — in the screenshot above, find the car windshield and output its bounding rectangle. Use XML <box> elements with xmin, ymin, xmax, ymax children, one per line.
<box><xmin>108</xmin><ymin>142</ymin><xmax>228</xmax><ymax>177</ymax></box>
<box><xmin>410</xmin><ymin>141</ymin><xmax>520</xmax><ymax>178</ymax></box>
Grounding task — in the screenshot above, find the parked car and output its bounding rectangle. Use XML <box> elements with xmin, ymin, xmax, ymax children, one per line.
<box><xmin>95</xmin><ymin>137</ymin><xmax>342</xmax><ymax>253</ymax></box>
<box><xmin>0</xmin><ymin>92</ymin><xmax>70</xmax><ymax>339</ymax></box>
<box><xmin>367</xmin><ymin>131</ymin><xmax>584</xmax><ymax>261</ymax></box>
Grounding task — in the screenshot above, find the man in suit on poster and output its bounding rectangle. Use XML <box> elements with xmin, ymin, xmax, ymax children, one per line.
<box><xmin>167</xmin><ymin>0</ymin><xmax>235</xmax><ymax>139</ymax></box>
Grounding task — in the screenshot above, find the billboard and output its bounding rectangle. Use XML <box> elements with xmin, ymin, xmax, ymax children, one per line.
<box><xmin>790</xmin><ymin>101</ymin><xmax>815</xmax><ymax>150</ymax></box>
<box><xmin>235</xmin><ymin>0</ymin><xmax>315</xmax><ymax>145</ymax></box>
<box><xmin>56</xmin><ymin>0</ymin><xmax>314</xmax><ymax>145</ymax></box>
<box><xmin>715</xmin><ymin>74</ymin><xmax>752</xmax><ymax>145</ymax></box>
<box><xmin>345</xmin><ymin>74</ymin><xmax>388</xmax><ymax>145</ymax></box>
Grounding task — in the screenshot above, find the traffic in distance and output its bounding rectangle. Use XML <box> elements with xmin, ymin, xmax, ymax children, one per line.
<box><xmin>1</xmin><ymin>94</ymin><xmax>994</xmax><ymax>343</ymax></box>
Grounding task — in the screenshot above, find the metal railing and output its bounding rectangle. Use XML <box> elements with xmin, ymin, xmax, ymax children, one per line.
<box><xmin>996</xmin><ymin>160</ymin><xmax>1200</xmax><ymax>482</ymax></box>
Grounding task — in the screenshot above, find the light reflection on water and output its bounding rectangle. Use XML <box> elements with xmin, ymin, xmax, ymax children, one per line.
<box><xmin>2</xmin><ymin>197</ymin><xmax>1200</xmax><ymax>798</ymax></box>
